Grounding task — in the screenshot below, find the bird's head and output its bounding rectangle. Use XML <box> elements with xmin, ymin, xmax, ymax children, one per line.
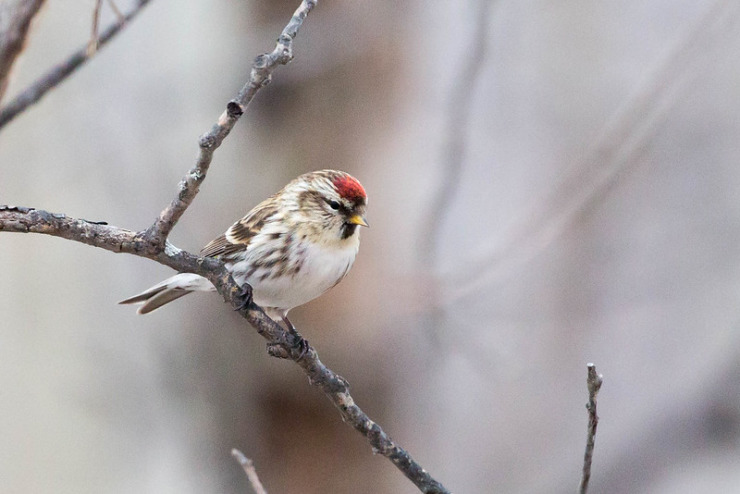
<box><xmin>287</xmin><ymin>170</ymin><xmax>368</xmax><ymax>244</ymax></box>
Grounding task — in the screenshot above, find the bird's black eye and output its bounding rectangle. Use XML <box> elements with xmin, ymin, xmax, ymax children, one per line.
<box><xmin>328</xmin><ymin>200</ymin><xmax>341</xmax><ymax>210</ymax></box>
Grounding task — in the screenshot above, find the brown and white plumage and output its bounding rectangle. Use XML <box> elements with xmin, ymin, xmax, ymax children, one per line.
<box><xmin>120</xmin><ymin>170</ymin><xmax>368</xmax><ymax>325</ymax></box>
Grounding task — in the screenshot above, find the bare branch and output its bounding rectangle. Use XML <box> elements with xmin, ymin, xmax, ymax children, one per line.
<box><xmin>0</xmin><ymin>0</ymin><xmax>152</xmax><ymax>130</ymax></box>
<box><xmin>579</xmin><ymin>363</ymin><xmax>603</xmax><ymax>494</ymax></box>
<box><xmin>0</xmin><ymin>205</ymin><xmax>221</xmax><ymax>276</ymax></box>
<box><xmin>0</xmin><ymin>2</ymin><xmax>452</xmax><ymax>491</ymax></box>
<box><xmin>420</xmin><ymin>0</ymin><xmax>494</xmax><ymax>271</ymax></box>
<box><xmin>232</xmin><ymin>449</ymin><xmax>268</xmax><ymax>494</ymax></box>
<box><xmin>87</xmin><ymin>0</ymin><xmax>103</xmax><ymax>57</ymax></box>
<box><xmin>141</xmin><ymin>0</ymin><xmax>318</xmax><ymax>251</ymax></box>
<box><xmin>0</xmin><ymin>0</ymin><xmax>47</xmax><ymax>104</ymax></box>
<box><xmin>106</xmin><ymin>0</ymin><xmax>125</xmax><ymax>25</ymax></box>
<box><xmin>0</xmin><ymin>203</ymin><xmax>452</xmax><ymax>494</ymax></box>
<box><xmin>418</xmin><ymin>0</ymin><xmax>494</xmax><ymax>345</ymax></box>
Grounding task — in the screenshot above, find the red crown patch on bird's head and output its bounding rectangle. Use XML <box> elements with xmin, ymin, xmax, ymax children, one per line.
<box><xmin>333</xmin><ymin>175</ymin><xmax>366</xmax><ymax>202</ymax></box>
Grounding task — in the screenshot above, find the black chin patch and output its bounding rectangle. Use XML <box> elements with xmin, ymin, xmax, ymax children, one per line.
<box><xmin>340</xmin><ymin>223</ymin><xmax>358</xmax><ymax>239</ymax></box>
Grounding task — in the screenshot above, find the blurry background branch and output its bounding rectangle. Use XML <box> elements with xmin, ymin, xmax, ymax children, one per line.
<box><xmin>86</xmin><ymin>0</ymin><xmax>103</xmax><ymax>57</ymax></box>
<box><xmin>0</xmin><ymin>0</ymin><xmax>151</xmax><ymax>130</ymax></box>
<box><xmin>448</xmin><ymin>0</ymin><xmax>740</xmax><ymax>303</ymax></box>
<box><xmin>580</xmin><ymin>363</ymin><xmax>603</xmax><ymax>494</ymax></box>
<box><xmin>418</xmin><ymin>0</ymin><xmax>494</xmax><ymax>346</ymax></box>
<box><xmin>0</xmin><ymin>0</ymin><xmax>47</xmax><ymax>103</ymax></box>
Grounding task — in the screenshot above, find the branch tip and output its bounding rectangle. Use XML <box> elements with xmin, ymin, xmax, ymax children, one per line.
<box><xmin>580</xmin><ymin>363</ymin><xmax>603</xmax><ymax>494</ymax></box>
<box><xmin>232</xmin><ymin>449</ymin><xmax>268</xmax><ymax>494</ymax></box>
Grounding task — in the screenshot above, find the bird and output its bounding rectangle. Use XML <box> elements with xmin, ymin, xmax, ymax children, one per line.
<box><xmin>119</xmin><ymin>169</ymin><xmax>368</xmax><ymax>339</ymax></box>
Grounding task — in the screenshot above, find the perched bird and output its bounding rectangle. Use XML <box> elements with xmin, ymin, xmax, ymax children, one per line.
<box><xmin>120</xmin><ymin>170</ymin><xmax>368</xmax><ymax>336</ymax></box>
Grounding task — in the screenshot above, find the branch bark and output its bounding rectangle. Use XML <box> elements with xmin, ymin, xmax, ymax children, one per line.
<box><xmin>0</xmin><ymin>204</ymin><xmax>452</xmax><ymax>494</ymax></box>
<box><xmin>0</xmin><ymin>0</ymin><xmax>47</xmax><ymax>104</ymax></box>
<box><xmin>141</xmin><ymin>0</ymin><xmax>318</xmax><ymax>251</ymax></box>
<box><xmin>0</xmin><ymin>0</ymin><xmax>152</xmax><ymax>130</ymax></box>
<box><xmin>579</xmin><ymin>363</ymin><xmax>603</xmax><ymax>494</ymax></box>
<box><xmin>232</xmin><ymin>449</ymin><xmax>268</xmax><ymax>494</ymax></box>
<box><xmin>0</xmin><ymin>2</ymin><xmax>451</xmax><ymax>493</ymax></box>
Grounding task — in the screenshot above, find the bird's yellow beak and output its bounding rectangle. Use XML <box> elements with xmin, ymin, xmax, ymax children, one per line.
<box><xmin>348</xmin><ymin>214</ymin><xmax>369</xmax><ymax>227</ymax></box>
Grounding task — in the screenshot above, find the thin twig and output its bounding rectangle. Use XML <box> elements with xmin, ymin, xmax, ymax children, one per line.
<box><xmin>106</xmin><ymin>0</ymin><xmax>125</xmax><ymax>24</ymax></box>
<box><xmin>420</xmin><ymin>0</ymin><xmax>493</xmax><ymax>271</ymax></box>
<box><xmin>579</xmin><ymin>363</ymin><xmax>603</xmax><ymax>494</ymax></box>
<box><xmin>418</xmin><ymin>0</ymin><xmax>493</xmax><ymax>345</ymax></box>
<box><xmin>232</xmin><ymin>449</ymin><xmax>268</xmax><ymax>494</ymax></box>
<box><xmin>0</xmin><ymin>0</ymin><xmax>151</xmax><ymax>130</ymax></box>
<box><xmin>87</xmin><ymin>0</ymin><xmax>103</xmax><ymax>57</ymax></box>
<box><xmin>0</xmin><ymin>0</ymin><xmax>48</xmax><ymax>104</ymax></box>
<box><xmin>141</xmin><ymin>0</ymin><xmax>318</xmax><ymax>252</ymax></box>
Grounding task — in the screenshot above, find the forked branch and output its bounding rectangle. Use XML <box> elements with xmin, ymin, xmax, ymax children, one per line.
<box><xmin>141</xmin><ymin>0</ymin><xmax>319</xmax><ymax>251</ymax></box>
<box><xmin>0</xmin><ymin>0</ymin><xmax>152</xmax><ymax>129</ymax></box>
<box><xmin>0</xmin><ymin>2</ymin><xmax>450</xmax><ymax>492</ymax></box>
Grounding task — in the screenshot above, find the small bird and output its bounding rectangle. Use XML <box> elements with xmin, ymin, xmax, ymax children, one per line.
<box><xmin>120</xmin><ymin>170</ymin><xmax>368</xmax><ymax>336</ymax></box>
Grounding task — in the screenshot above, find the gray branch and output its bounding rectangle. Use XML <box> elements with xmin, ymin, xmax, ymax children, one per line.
<box><xmin>579</xmin><ymin>363</ymin><xmax>603</xmax><ymax>494</ymax></box>
<box><xmin>232</xmin><ymin>449</ymin><xmax>268</xmax><ymax>494</ymax></box>
<box><xmin>0</xmin><ymin>0</ymin><xmax>152</xmax><ymax>130</ymax></box>
<box><xmin>0</xmin><ymin>204</ymin><xmax>451</xmax><ymax>494</ymax></box>
<box><xmin>448</xmin><ymin>0</ymin><xmax>740</xmax><ymax>303</ymax></box>
<box><xmin>141</xmin><ymin>0</ymin><xmax>318</xmax><ymax>251</ymax></box>
<box><xmin>0</xmin><ymin>0</ymin><xmax>47</xmax><ymax>104</ymax></box>
<box><xmin>0</xmin><ymin>2</ymin><xmax>451</xmax><ymax>492</ymax></box>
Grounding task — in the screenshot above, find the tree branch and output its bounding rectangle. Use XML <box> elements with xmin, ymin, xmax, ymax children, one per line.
<box><xmin>0</xmin><ymin>3</ymin><xmax>451</xmax><ymax>492</ymax></box>
<box><xmin>448</xmin><ymin>0</ymin><xmax>740</xmax><ymax>303</ymax></box>
<box><xmin>0</xmin><ymin>203</ymin><xmax>451</xmax><ymax>494</ymax></box>
<box><xmin>418</xmin><ymin>0</ymin><xmax>494</xmax><ymax>346</ymax></box>
<box><xmin>232</xmin><ymin>449</ymin><xmax>268</xmax><ymax>494</ymax></box>
<box><xmin>0</xmin><ymin>0</ymin><xmax>152</xmax><ymax>130</ymax></box>
<box><xmin>579</xmin><ymin>363</ymin><xmax>603</xmax><ymax>494</ymax></box>
<box><xmin>141</xmin><ymin>0</ymin><xmax>318</xmax><ymax>251</ymax></box>
<box><xmin>0</xmin><ymin>0</ymin><xmax>47</xmax><ymax>104</ymax></box>
<box><xmin>87</xmin><ymin>0</ymin><xmax>103</xmax><ymax>57</ymax></box>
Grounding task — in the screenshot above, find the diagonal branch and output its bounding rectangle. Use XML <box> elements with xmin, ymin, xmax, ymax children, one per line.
<box><xmin>448</xmin><ymin>0</ymin><xmax>740</xmax><ymax>303</ymax></box>
<box><xmin>0</xmin><ymin>0</ymin><xmax>152</xmax><ymax>130</ymax></box>
<box><xmin>0</xmin><ymin>204</ymin><xmax>451</xmax><ymax>494</ymax></box>
<box><xmin>0</xmin><ymin>0</ymin><xmax>47</xmax><ymax>104</ymax></box>
<box><xmin>141</xmin><ymin>0</ymin><xmax>318</xmax><ymax>251</ymax></box>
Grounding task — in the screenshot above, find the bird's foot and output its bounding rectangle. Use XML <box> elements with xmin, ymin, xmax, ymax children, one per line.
<box><xmin>266</xmin><ymin>325</ymin><xmax>310</xmax><ymax>361</ymax></box>
<box><xmin>267</xmin><ymin>343</ymin><xmax>290</xmax><ymax>359</ymax></box>
<box><xmin>266</xmin><ymin>334</ymin><xmax>309</xmax><ymax>360</ymax></box>
<box><xmin>233</xmin><ymin>283</ymin><xmax>253</xmax><ymax>312</ymax></box>
<box><xmin>291</xmin><ymin>333</ymin><xmax>310</xmax><ymax>361</ymax></box>
<box><xmin>283</xmin><ymin>316</ymin><xmax>309</xmax><ymax>360</ymax></box>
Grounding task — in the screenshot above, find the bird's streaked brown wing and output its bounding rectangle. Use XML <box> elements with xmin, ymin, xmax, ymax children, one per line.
<box><xmin>200</xmin><ymin>201</ymin><xmax>278</xmax><ymax>258</ymax></box>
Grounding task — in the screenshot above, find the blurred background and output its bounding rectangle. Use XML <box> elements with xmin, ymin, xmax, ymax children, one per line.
<box><xmin>2</xmin><ymin>0</ymin><xmax>740</xmax><ymax>492</ymax></box>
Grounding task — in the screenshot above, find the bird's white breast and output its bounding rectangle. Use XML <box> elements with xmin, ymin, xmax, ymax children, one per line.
<box><xmin>228</xmin><ymin>233</ymin><xmax>359</xmax><ymax>314</ymax></box>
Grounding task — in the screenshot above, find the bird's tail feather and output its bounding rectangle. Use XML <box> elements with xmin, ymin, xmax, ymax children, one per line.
<box><xmin>119</xmin><ymin>273</ymin><xmax>215</xmax><ymax>314</ymax></box>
